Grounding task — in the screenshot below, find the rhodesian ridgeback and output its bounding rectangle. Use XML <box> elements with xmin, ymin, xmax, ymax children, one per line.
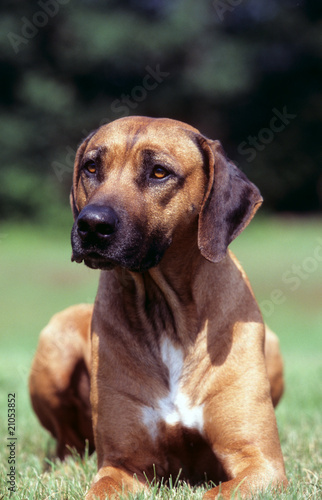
<box><xmin>29</xmin><ymin>116</ymin><xmax>287</xmax><ymax>498</ymax></box>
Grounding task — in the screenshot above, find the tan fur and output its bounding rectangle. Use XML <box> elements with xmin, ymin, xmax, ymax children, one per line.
<box><xmin>29</xmin><ymin>304</ymin><xmax>94</xmax><ymax>458</ymax></box>
<box><xmin>30</xmin><ymin>116</ymin><xmax>287</xmax><ymax>498</ymax></box>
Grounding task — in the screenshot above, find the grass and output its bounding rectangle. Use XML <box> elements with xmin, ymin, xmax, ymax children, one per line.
<box><xmin>0</xmin><ymin>216</ymin><xmax>321</xmax><ymax>499</ymax></box>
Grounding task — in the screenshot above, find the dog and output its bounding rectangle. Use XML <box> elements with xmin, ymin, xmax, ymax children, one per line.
<box><xmin>29</xmin><ymin>116</ymin><xmax>287</xmax><ymax>499</ymax></box>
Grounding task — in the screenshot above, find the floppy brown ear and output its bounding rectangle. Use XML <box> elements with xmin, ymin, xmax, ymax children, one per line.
<box><xmin>198</xmin><ymin>139</ymin><xmax>263</xmax><ymax>263</ymax></box>
<box><xmin>69</xmin><ymin>130</ymin><xmax>97</xmax><ymax>220</ymax></box>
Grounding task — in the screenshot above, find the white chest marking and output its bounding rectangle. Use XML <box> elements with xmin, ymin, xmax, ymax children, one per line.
<box><xmin>142</xmin><ymin>338</ymin><xmax>204</xmax><ymax>440</ymax></box>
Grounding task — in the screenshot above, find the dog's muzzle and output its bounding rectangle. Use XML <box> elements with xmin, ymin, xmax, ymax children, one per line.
<box><xmin>71</xmin><ymin>203</ymin><xmax>172</xmax><ymax>272</ymax></box>
<box><xmin>71</xmin><ymin>204</ymin><xmax>120</xmax><ymax>269</ymax></box>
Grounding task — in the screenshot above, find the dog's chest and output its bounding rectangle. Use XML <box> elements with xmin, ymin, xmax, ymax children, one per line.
<box><xmin>141</xmin><ymin>338</ymin><xmax>204</xmax><ymax>440</ymax></box>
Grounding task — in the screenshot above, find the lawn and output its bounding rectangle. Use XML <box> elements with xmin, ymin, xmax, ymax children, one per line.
<box><xmin>0</xmin><ymin>217</ymin><xmax>321</xmax><ymax>499</ymax></box>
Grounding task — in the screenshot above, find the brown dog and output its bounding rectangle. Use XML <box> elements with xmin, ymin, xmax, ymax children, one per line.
<box><xmin>29</xmin><ymin>116</ymin><xmax>287</xmax><ymax>498</ymax></box>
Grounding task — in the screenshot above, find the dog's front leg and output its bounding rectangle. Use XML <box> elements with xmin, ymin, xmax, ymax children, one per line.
<box><xmin>202</xmin><ymin>370</ymin><xmax>287</xmax><ymax>499</ymax></box>
<box><xmin>86</xmin><ymin>465</ymin><xmax>146</xmax><ymax>500</ymax></box>
<box><xmin>203</xmin><ymin>464</ymin><xmax>287</xmax><ymax>499</ymax></box>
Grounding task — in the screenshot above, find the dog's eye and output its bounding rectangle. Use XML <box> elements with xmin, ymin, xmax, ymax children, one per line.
<box><xmin>84</xmin><ymin>161</ymin><xmax>96</xmax><ymax>175</ymax></box>
<box><xmin>151</xmin><ymin>165</ymin><xmax>169</xmax><ymax>180</ymax></box>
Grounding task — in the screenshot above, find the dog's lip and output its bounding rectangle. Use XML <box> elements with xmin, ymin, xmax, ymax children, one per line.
<box><xmin>72</xmin><ymin>251</ymin><xmax>115</xmax><ymax>270</ymax></box>
<box><xmin>85</xmin><ymin>259</ymin><xmax>114</xmax><ymax>270</ymax></box>
<box><xmin>87</xmin><ymin>251</ymin><xmax>105</xmax><ymax>259</ymax></box>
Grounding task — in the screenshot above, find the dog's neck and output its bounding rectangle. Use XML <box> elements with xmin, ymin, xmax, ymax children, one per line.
<box><xmin>99</xmin><ymin>234</ymin><xmax>229</xmax><ymax>348</ymax></box>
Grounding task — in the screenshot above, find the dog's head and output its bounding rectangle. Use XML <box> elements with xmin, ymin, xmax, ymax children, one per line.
<box><xmin>71</xmin><ymin>116</ymin><xmax>262</xmax><ymax>271</ymax></box>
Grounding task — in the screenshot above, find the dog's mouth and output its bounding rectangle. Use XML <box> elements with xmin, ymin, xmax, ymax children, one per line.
<box><xmin>71</xmin><ymin>219</ymin><xmax>172</xmax><ymax>273</ymax></box>
<box><xmin>72</xmin><ymin>251</ymin><xmax>115</xmax><ymax>270</ymax></box>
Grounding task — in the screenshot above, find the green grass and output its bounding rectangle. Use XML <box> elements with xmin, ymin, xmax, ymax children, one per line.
<box><xmin>0</xmin><ymin>217</ymin><xmax>321</xmax><ymax>499</ymax></box>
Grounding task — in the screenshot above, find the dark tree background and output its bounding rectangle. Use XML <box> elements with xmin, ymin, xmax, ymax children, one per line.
<box><xmin>0</xmin><ymin>0</ymin><xmax>321</xmax><ymax>223</ymax></box>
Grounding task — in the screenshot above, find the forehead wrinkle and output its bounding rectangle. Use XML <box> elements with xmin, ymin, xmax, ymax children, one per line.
<box><xmin>82</xmin><ymin>144</ymin><xmax>108</xmax><ymax>163</ymax></box>
<box><xmin>126</xmin><ymin>121</ymin><xmax>151</xmax><ymax>150</ymax></box>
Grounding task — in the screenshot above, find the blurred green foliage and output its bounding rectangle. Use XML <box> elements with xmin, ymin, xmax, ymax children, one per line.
<box><xmin>0</xmin><ymin>0</ymin><xmax>321</xmax><ymax>221</ymax></box>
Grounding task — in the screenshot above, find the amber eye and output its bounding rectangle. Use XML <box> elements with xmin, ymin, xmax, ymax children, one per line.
<box><xmin>151</xmin><ymin>165</ymin><xmax>169</xmax><ymax>179</ymax></box>
<box><xmin>85</xmin><ymin>161</ymin><xmax>96</xmax><ymax>174</ymax></box>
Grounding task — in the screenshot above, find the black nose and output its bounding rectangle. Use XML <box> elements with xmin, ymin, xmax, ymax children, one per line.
<box><xmin>77</xmin><ymin>205</ymin><xmax>119</xmax><ymax>241</ymax></box>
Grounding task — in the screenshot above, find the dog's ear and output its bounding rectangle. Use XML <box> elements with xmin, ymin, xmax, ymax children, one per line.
<box><xmin>70</xmin><ymin>130</ymin><xmax>97</xmax><ymax>219</ymax></box>
<box><xmin>198</xmin><ymin>138</ymin><xmax>263</xmax><ymax>263</ymax></box>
